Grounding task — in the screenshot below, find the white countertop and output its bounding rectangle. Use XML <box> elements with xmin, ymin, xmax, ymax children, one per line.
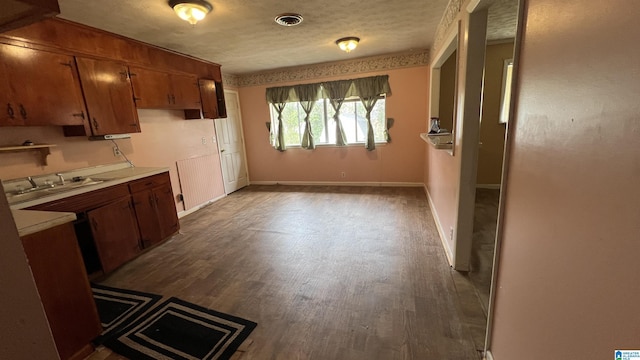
<box><xmin>6</xmin><ymin>164</ymin><xmax>169</xmax><ymax>210</ymax></box>
<box><xmin>12</xmin><ymin>209</ymin><xmax>76</xmax><ymax>237</ymax></box>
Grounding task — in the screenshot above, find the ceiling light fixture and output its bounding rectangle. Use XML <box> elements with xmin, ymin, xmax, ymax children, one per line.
<box><xmin>169</xmin><ymin>0</ymin><xmax>213</xmax><ymax>25</ymax></box>
<box><xmin>336</xmin><ymin>37</ymin><xmax>360</xmax><ymax>53</ymax></box>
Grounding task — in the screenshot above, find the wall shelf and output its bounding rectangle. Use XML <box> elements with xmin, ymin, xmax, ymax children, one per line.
<box><xmin>0</xmin><ymin>144</ymin><xmax>57</xmax><ymax>166</ymax></box>
<box><xmin>420</xmin><ymin>133</ymin><xmax>453</xmax><ymax>150</ymax></box>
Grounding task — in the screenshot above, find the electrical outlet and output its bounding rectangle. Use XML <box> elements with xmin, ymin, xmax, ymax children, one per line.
<box><xmin>201</xmin><ymin>137</ymin><xmax>207</xmax><ymax>145</ymax></box>
<box><xmin>449</xmin><ymin>227</ymin><xmax>454</xmax><ymax>241</ymax></box>
<box><xmin>341</xmin><ymin>171</ymin><xmax>346</xmax><ymax>178</ymax></box>
<box><xmin>113</xmin><ymin>146</ymin><xmax>121</xmax><ymax>157</ymax></box>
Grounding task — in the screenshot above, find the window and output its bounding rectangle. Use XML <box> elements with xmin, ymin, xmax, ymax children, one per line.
<box><xmin>270</xmin><ymin>96</ymin><xmax>387</xmax><ymax>146</ymax></box>
<box><xmin>499</xmin><ymin>59</ymin><xmax>514</xmax><ymax>124</ymax></box>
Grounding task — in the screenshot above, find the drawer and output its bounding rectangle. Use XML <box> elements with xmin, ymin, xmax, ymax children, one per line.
<box><xmin>128</xmin><ymin>172</ymin><xmax>171</xmax><ymax>193</ymax></box>
<box><xmin>27</xmin><ymin>184</ymin><xmax>131</xmax><ymax>213</ymax></box>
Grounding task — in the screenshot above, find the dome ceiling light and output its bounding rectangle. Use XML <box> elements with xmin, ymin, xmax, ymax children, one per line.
<box><xmin>169</xmin><ymin>0</ymin><xmax>213</xmax><ymax>25</ymax></box>
<box><xmin>336</xmin><ymin>37</ymin><xmax>360</xmax><ymax>53</ymax></box>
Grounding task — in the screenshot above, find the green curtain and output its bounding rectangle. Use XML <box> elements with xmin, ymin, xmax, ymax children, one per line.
<box><xmin>265</xmin><ymin>75</ymin><xmax>391</xmax><ymax>151</ymax></box>
<box><xmin>265</xmin><ymin>86</ymin><xmax>293</xmax><ymax>151</ymax></box>
<box><xmin>294</xmin><ymin>83</ymin><xmax>322</xmax><ymax>150</ymax></box>
<box><xmin>322</xmin><ymin>80</ymin><xmax>353</xmax><ymax>146</ymax></box>
<box><xmin>353</xmin><ymin>76</ymin><xmax>391</xmax><ymax>151</ymax></box>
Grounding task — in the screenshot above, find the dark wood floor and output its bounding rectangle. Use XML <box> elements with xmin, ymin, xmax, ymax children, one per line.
<box><xmin>89</xmin><ymin>185</ymin><xmax>480</xmax><ymax>360</ymax></box>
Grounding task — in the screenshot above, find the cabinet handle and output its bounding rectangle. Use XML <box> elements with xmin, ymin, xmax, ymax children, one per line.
<box><xmin>119</xmin><ymin>70</ymin><xmax>129</xmax><ymax>79</ymax></box>
<box><xmin>19</xmin><ymin>104</ymin><xmax>27</xmax><ymax>120</ymax></box>
<box><xmin>60</xmin><ymin>61</ymin><xmax>73</xmax><ymax>68</ymax></box>
<box><xmin>171</xmin><ymin>94</ymin><xmax>176</xmax><ymax>104</ymax></box>
<box><xmin>7</xmin><ymin>103</ymin><xmax>14</xmax><ymax>119</ymax></box>
<box><xmin>130</xmin><ymin>123</ymin><xmax>138</xmax><ymax>127</ymax></box>
<box><xmin>167</xmin><ymin>94</ymin><xmax>171</xmax><ymax>104</ymax></box>
<box><xmin>154</xmin><ymin>193</ymin><xmax>160</xmax><ymax>204</ymax></box>
<box><xmin>92</xmin><ymin>118</ymin><xmax>99</xmax><ymax>130</ymax></box>
<box><xmin>72</xmin><ymin>111</ymin><xmax>85</xmax><ymax>119</ymax></box>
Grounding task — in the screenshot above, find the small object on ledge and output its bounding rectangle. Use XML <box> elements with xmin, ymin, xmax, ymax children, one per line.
<box><xmin>429</xmin><ymin>117</ymin><xmax>441</xmax><ymax>134</ymax></box>
<box><xmin>22</xmin><ymin>140</ymin><xmax>35</xmax><ymax>146</ymax></box>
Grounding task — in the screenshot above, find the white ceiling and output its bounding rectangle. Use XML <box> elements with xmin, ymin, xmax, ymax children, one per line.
<box><xmin>56</xmin><ymin>0</ymin><xmax>518</xmax><ymax>75</ymax></box>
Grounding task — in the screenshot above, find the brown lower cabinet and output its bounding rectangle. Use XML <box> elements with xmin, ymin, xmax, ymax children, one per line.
<box><xmin>88</xmin><ymin>196</ymin><xmax>141</xmax><ymax>273</ymax></box>
<box><xmin>130</xmin><ymin>173</ymin><xmax>180</xmax><ymax>248</ymax></box>
<box><xmin>28</xmin><ymin>171</ymin><xmax>179</xmax><ymax>275</ymax></box>
<box><xmin>21</xmin><ymin>221</ymin><xmax>102</xmax><ymax>360</ymax></box>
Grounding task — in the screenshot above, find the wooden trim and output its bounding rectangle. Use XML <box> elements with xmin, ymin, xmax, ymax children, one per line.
<box><xmin>249</xmin><ymin>181</ymin><xmax>424</xmax><ymax>187</ymax></box>
<box><xmin>177</xmin><ymin>194</ymin><xmax>226</xmax><ymax>218</ymax></box>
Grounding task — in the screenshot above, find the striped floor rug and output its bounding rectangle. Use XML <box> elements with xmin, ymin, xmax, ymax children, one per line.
<box><xmin>91</xmin><ymin>284</ymin><xmax>257</xmax><ymax>360</ymax></box>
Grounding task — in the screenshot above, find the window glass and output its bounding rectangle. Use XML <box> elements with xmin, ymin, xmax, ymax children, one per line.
<box><xmin>270</xmin><ymin>97</ymin><xmax>387</xmax><ymax>146</ymax></box>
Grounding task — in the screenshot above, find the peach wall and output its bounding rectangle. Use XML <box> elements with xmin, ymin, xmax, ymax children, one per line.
<box><xmin>0</xmin><ymin>186</ymin><xmax>59</xmax><ymax>359</ymax></box>
<box><xmin>237</xmin><ymin>67</ymin><xmax>429</xmax><ymax>184</ymax></box>
<box><xmin>477</xmin><ymin>42</ymin><xmax>512</xmax><ymax>185</ymax></box>
<box><xmin>425</xmin><ymin>7</ymin><xmax>487</xmax><ymax>269</ymax></box>
<box><xmin>0</xmin><ymin>110</ymin><xmax>224</xmax><ymax>213</ymax></box>
<box><xmin>490</xmin><ymin>0</ymin><xmax>640</xmax><ymax>358</ymax></box>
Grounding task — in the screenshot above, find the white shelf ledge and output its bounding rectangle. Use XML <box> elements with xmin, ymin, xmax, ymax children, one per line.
<box><xmin>420</xmin><ymin>133</ymin><xmax>453</xmax><ymax>150</ymax></box>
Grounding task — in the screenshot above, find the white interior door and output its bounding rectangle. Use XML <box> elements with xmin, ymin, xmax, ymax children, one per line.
<box><xmin>215</xmin><ymin>90</ymin><xmax>248</xmax><ymax>194</ymax></box>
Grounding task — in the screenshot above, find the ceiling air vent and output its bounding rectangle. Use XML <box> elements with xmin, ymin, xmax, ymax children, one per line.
<box><xmin>275</xmin><ymin>13</ymin><xmax>303</xmax><ymax>27</ymax></box>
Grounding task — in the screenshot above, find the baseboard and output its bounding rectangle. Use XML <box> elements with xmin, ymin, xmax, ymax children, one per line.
<box><xmin>484</xmin><ymin>350</ymin><xmax>494</xmax><ymax>360</ymax></box>
<box><xmin>249</xmin><ymin>181</ymin><xmax>423</xmax><ymax>187</ymax></box>
<box><xmin>177</xmin><ymin>194</ymin><xmax>226</xmax><ymax>218</ymax></box>
<box><xmin>476</xmin><ymin>184</ymin><xmax>501</xmax><ymax>189</ymax></box>
<box><xmin>423</xmin><ymin>184</ymin><xmax>454</xmax><ymax>267</ymax></box>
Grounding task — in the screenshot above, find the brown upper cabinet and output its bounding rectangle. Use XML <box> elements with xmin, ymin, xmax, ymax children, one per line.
<box><xmin>75</xmin><ymin>57</ymin><xmax>140</xmax><ymax>135</ymax></box>
<box><xmin>130</xmin><ymin>67</ymin><xmax>201</xmax><ymax>110</ymax></box>
<box><xmin>198</xmin><ymin>78</ymin><xmax>229</xmax><ymax>119</ymax></box>
<box><xmin>0</xmin><ymin>43</ymin><xmax>86</xmax><ymax>126</ymax></box>
<box><xmin>0</xmin><ymin>0</ymin><xmax>59</xmax><ymax>33</ymax></box>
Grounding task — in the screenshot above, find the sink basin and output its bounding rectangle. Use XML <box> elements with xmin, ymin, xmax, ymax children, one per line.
<box><xmin>5</xmin><ymin>178</ymin><xmax>105</xmax><ymax>205</ymax></box>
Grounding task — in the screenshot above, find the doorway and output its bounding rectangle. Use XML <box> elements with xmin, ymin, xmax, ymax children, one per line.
<box><xmin>215</xmin><ymin>90</ymin><xmax>249</xmax><ymax>194</ymax></box>
<box><xmin>458</xmin><ymin>0</ymin><xmax>521</xmax><ymax>353</ymax></box>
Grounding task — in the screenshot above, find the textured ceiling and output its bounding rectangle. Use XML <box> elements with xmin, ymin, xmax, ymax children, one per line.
<box><xmin>487</xmin><ymin>0</ymin><xmax>519</xmax><ymax>41</ymax></box>
<box><xmin>56</xmin><ymin>0</ymin><xmax>518</xmax><ymax>75</ymax></box>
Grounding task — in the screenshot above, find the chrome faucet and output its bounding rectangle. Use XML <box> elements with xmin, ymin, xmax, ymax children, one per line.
<box><xmin>56</xmin><ymin>173</ymin><xmax>65</xmax><ymax>185</ymax></box>
<box><xmin>26</xmin><ymin>176</ymin><xmax>38</xmax><ymax>189</ymax></box>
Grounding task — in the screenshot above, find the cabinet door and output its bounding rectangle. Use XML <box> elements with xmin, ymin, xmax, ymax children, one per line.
<box><xmin>154</xmin><ymin>183</ymin><xmax>180</xmax><ymax>239</ymax></box>
<box><xmin>0</xmin><ymin>43</ymin><xmax>86</xmax><ymax>126</ymax></box>
<box><xmin>198</xmin><ymin>79</ymin><xmax>218</xmax><ymax>119</ymax></box>
<box><xmin>130</xmin><ymin>67</ymin><xmax>172</xmax><ymax>109</ymax></box>
<box><xmin>170</xmin><ymin>73</ymin><xmax>201</xmax><ymax>109</ymax></box>
<box><xmin>21</xmin><ymin>222</ymin><xmax>102</xmax><ymax>360</ymax></box>
<box><xmin>76</xmin><ymin>57</ymin><xmax>140</xmax><ymax>135</ymax></box>
<box><xmin>88</xmin><ymin>197</ymin><xmax>141</xmax><ymax>273</ymax></box>
<box><xmin>132</xmin><ymin>189</ymin><xmax>162</xmax><ymax>248</ymax></box>
<box><xmin>0</xmin><ymin>56</ymin><xmax>23</xmax><ymax>126</ymax></box>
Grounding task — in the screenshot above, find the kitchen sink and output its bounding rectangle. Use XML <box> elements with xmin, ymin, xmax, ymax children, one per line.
<box><xmin>5</xmin><ymin>178</ymin><xmax>105</xmax><ymax>205</ymax></box>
